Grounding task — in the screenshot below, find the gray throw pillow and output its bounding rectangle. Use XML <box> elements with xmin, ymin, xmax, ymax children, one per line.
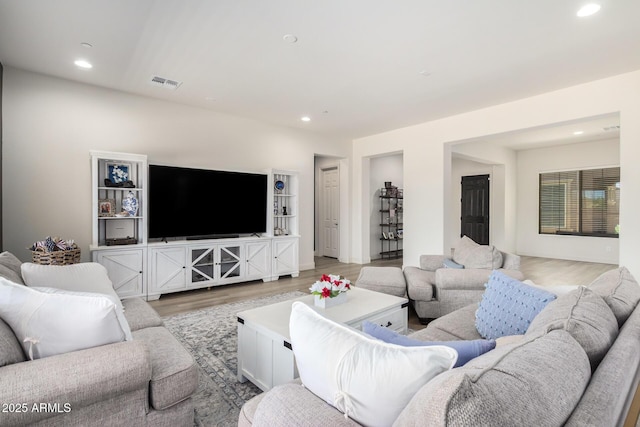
<box><xmin>395</xmin><ymin>329</ymin><xmax>591</xmax><ymax>426</ymax></box>
<box><xmin>526</xmin><ymin>286</ymin><xmax>618</xmax><ymax>369</ymax></box>
<box><xmin>587</xmin><ymin>266</ymin><xmax>640</xmax><ymax>327</ymax></box>
<box><xmin>452</xmin><ymin>236</ymin><xmax>502</xmax><ymax>269</ymax></box>
<box><xmin>0</xmin><ymin>252</ymin><xmax>24</xmax><ymax>285</ymax></box>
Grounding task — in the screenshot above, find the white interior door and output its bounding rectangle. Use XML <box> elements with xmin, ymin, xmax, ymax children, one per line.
<box><xmin>321</xmin><ymin>167</ymin><xmax>340</xmax><ymax>258</ymax></box>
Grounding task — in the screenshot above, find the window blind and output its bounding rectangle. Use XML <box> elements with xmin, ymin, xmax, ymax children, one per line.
<box><xmin>539</xmin><ymin>167</ymin><xmax>619</xmax><ymax>237</ymax></box>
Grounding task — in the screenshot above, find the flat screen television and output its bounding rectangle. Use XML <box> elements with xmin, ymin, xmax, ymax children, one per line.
<box><xmin>148</xmin><ymin>164</ymin><xmax>268</xmax><ymax>240</ymax></box>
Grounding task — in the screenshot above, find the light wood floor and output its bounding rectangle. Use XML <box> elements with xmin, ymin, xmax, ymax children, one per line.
<box><xmin>149</xmin><ymin>255</ymin><xmax>618</xmax><ymax>331</ymax></box>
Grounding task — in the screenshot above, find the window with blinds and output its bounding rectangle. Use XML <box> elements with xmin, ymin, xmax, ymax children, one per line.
<box><xmin>539</xmin><ymin>167</ymin><xmax>620</xmax><ymax>237</ymax></box>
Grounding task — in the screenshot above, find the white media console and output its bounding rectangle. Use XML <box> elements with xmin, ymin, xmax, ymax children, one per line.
<box><xmin>93</xmin><ymin>235</ymin><xmax>299</xmax><ymax>300</ymax></box>
<box><xmin>89</xmin><ymin>150</ymin><xmax>299</xmax><ymax>300</ymax></box>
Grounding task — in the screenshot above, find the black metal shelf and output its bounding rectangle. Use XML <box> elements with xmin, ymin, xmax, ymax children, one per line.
<box><xmin>379</xmin><ymin>188</ymin><xmax>403</xmax><ymax>260</ymax></box>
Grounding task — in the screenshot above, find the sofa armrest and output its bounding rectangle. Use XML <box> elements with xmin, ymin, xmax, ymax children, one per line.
<box><xmin>501</xmin><ymin>252</ymin><xmax>521</xmax><ymax>270</ymax></box>
<box><xmin>0</xmin><ymin>340</ymin><xmax>151</xmax><ymax>426</ymax></box>
<box><xmin>499</xmin><ymin>269</ymin><xmax>525</xmax><ymax>281</ymax></box>
<box><xmin>251</xmin><ymin>380</ymin><xmax>360</xmax><ymax>426</ymax></box>
<box><xmin>419</xmin><ymin>255</ymin><xmax>449</xmax><ymax>271</ymax></box>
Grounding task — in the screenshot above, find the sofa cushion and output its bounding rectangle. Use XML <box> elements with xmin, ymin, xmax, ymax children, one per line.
<box><xmin>587</xmin><ymin>266</ymin><xmax>640</xmax><ymax>326</ymax></box>
<box><xmin>452</xmin><ymin>236</ymin><xmax>503</xmax><ymax>269</ymax></box>
<box><xmin>122</xmin><ymin>297</ymin><xmax>163</xmax><ymax>331</ymax></box>
<box><xmin>410</xmin><ymin>303</ymin><xmax>482</xmax><ymax>341</ymax></box>
<box><xmin>0</xmin><ymin>318</ymin><xmax>26</xmax><ymax>366</ymax></box>
<box><xmin>132</xmin><ymin>326</ymin><xmax>199</xmax><ymax>410</ymax></box>
<box><xmin>475</xmin><ymin>271</ymin><xmax>556</xmax><ymax>339</ymax></box>
<box><xmin>0</xmin><ymin>277</ymin><xmax>131</xmax><ymax>359</ymax></box>
<box><xmin>526</xmin><ymin>286</ymin><xmax>618</xmax><ymax>369</ymax></box>
<box><xmin>289</xmin><ymin>302</ymin><xmax>457</xmax><ymax>427</ymax></box>
<box><xmin>0</xmin><ymin>251</ymin><xmax>25</xmax><ymax>285</ymax></box>
<box><xmin>394</xmin><ymin>329</ymin><xmax>591</xmax><ymax>427</ymax></box>
<box><xmin>21</xmin><ymin>262</ymin><xmax>123</xmax><ymax>312</ymax></box>
<box><xmin>363</xmin><ymin>321</ymin><xmax>495</xmax><ymax>367</ymax></box>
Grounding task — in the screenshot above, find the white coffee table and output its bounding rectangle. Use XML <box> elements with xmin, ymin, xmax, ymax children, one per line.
<box><xmin>236</xmin><ymin>287</ymin><xmax>409</xmax><ymax>391</ymax></box>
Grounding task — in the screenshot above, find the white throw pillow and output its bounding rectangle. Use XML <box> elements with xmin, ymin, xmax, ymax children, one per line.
<box><xmin>21</xmin><ymin>262</ymin><xmax>122</xmax><ymax>310</ymax></box>
<box><xmin>523</xmin><ymin>279</ymin><xmax>577</xmax><ymax>296</ymax></box>
<box><xmin>289</xmin><ymin>302</ymin><xmax>457</xmax><ymax>427</ymax></box>
<box><xmin>33</xmin><ymin>287</ymin><xmax>132</xmax><ymax>342</ymax></box>
<box><xmin>0</xmin><ymin>278</ymin><xmax>132</xmax><ymax>360</ymax></box>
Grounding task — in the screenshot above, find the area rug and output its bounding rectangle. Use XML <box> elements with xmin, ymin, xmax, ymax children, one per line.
<box><xmin>162</xmin><ymin>291</ymin><xmax>306</xmax><ymax>427</ymax></box>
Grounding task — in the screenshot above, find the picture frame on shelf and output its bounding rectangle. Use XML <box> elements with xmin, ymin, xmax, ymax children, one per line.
<box><xmin>106</xmin><ymin>162</ymin><xmax>132</xmax><ymax>185</ymax></box>
<box><xmin>98</xmin><ymin>199</ymin><xmax>116</xmax><ymax>217</ymax></box>
<box><xmin>397</xmin><ymin>229</ymin><xmax>404</xmax><ymax>239</ymax></box>
<box><xmin>388</xmin><ymin>231</ymin><xmax>395</xmax><ymax>240</ymax></box>
<box><xmin>382</xmin><ymin>231</ymin><xmax>389</xmax><ymax>240</ymax></box>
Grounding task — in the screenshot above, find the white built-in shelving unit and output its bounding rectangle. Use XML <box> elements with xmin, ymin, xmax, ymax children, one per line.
<box><xmin>90</xmin><ymin>151</ymin><xmax>148</xmax><ymax>299</ymax></box>
<box><xmin>269</xmin><ymin>170</ymin><xmax>300</xmax><ymax>280</ymax></box>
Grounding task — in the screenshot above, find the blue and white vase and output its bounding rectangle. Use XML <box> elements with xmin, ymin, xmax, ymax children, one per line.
<box><xmin>122</xmin><ymin>191</ymin><xmax>139</xmax><ymax>217</ymax></box>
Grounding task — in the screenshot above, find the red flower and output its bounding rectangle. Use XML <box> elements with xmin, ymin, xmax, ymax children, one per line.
<box><xmin>320</xmin><ymin>274</ymin><xmax>332</xmax><ymax>283</ymax></box>
<box><xmin>344</xmin><ymin>283</ymin><xmax>351</xmax><ymax>290</ymax></box>
<box><xmin>321</xmin><ymin>287</ymin><xmax>332</xmax><ymax>298</ymax></box>
<box><xmin>333</xmin><ymin>279</ymin><xmax>342</xmax><ymax>286</ymax></box>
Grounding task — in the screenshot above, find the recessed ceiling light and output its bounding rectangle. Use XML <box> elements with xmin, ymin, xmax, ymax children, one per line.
<box><xmin>74</xmin><ymin>59</ymin><xmax>93</xmax><ymax>69</ymax></box>
<box><xmin>573</xmin><ymin>131</ymin><xmax>584</xmax><ymax>135</ymax></box>
<box><xmin>301</xmin><ymin>116</ymin><xmax>311</xmax><ymax>122</ymax></box>
<box><xmin>283</xmin><ymin>34</ymin><xmax>298</xmax><ymax>43</ymax></box>
<box><xmin>577</xmin><ymin>3</ymin><xmax>601</xmax><ymax>17</ymax></box>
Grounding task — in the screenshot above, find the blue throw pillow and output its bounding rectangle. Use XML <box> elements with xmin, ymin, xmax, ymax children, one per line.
<box><xmin>475</xmin><ymin>270</ymin><xmax>557</xmax><ymax>340</ymax></box>
<box><xmin>362</xmin><ymin>321</ymin><xmax>495</xmax><ymax>368</ymax></box>
<box><xmin>442</xmin><ymin>258</ymin><xmax>465</xmax><ymax>269</ymax></box>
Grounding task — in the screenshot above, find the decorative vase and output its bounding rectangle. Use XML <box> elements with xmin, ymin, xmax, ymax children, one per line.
<box><xmin>122</xmin><ymin>191</ymin><xmax>139</xmax><ymax>217</ymax></box>
<box><xmin>314</xmin><ymin>291</ymin><xmax>347</xmax><ymax>309</ymax></box>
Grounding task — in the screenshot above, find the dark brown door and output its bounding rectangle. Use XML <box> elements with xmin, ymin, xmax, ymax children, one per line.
<box><xmin>461</xmin><ymin>175</ymin><xmax>490</xmax><ymax>245</ymax></box>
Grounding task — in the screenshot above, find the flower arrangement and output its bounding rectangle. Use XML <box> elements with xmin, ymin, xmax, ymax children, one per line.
<box><xmin>310</xmin><ymin>274</ymin><xmax>351</xmax><ymax>299</ymax></box>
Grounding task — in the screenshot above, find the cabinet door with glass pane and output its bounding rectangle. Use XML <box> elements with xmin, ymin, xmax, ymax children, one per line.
<box><xmin>216</xmin><ymin>244</ymin><xmax>243</xmax><ymax>284</ymax></box>
<box><xmin>189</xmin><ymin>246</ymin><xmax>216</xmax><ymax>287</ymax></box>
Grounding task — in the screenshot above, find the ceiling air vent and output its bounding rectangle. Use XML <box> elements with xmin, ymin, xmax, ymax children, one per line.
<box><xmin>603</xmin><ymin>125</ymin><xmax>621</xmax><ymax>132</ymax></box>
<box><xmin>149</xmin><ymin>75</ymin><xmax>182</xmax><ymax>90</ymax></box>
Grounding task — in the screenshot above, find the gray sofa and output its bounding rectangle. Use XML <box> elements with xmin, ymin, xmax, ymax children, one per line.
<box><xmin>0</xmin><ymin>252</ymin><xmax>198</xmax><ymax>426</ymax></box>
<box><xmin>404</xmin><ymin>236</ymin><xmax>523</xmax><ymax>321</ymax></box>
<box><xmin>238</xmin><ymin>266</ymin><xmax>640</xmax><ymax>426</ymax></box>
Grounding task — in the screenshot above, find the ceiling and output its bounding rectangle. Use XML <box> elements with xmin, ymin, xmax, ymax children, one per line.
<box><xmin>0</xmin><ymin>1</ymin><xmax>638</xmax><ymax>142</ymax></box>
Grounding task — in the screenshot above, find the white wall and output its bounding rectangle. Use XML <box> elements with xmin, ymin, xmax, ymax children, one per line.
<box><xmin>352</xmin><ymin>70</ymin><xmax>640</xmax><ymax>277</ymax></box>
<box><xmin>516</xmin><ymin>138</ymin><xmax>620</xmax><ymax>263</ymax></box>
<box><xmin>2</xmin><ymin>67</ymin><xmax>350</xmax><ymax>269</ymax></box>
<box><xmin>369</xmin><ymin>153</ymin><xmax>403</xmax><ymax>259</ymax></box>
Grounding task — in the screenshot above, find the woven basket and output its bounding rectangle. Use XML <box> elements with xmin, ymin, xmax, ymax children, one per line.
<box><xmin>31</xmin><ymin>249</ymin><xmax>81</xmax><ymax>265</ymax></box>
